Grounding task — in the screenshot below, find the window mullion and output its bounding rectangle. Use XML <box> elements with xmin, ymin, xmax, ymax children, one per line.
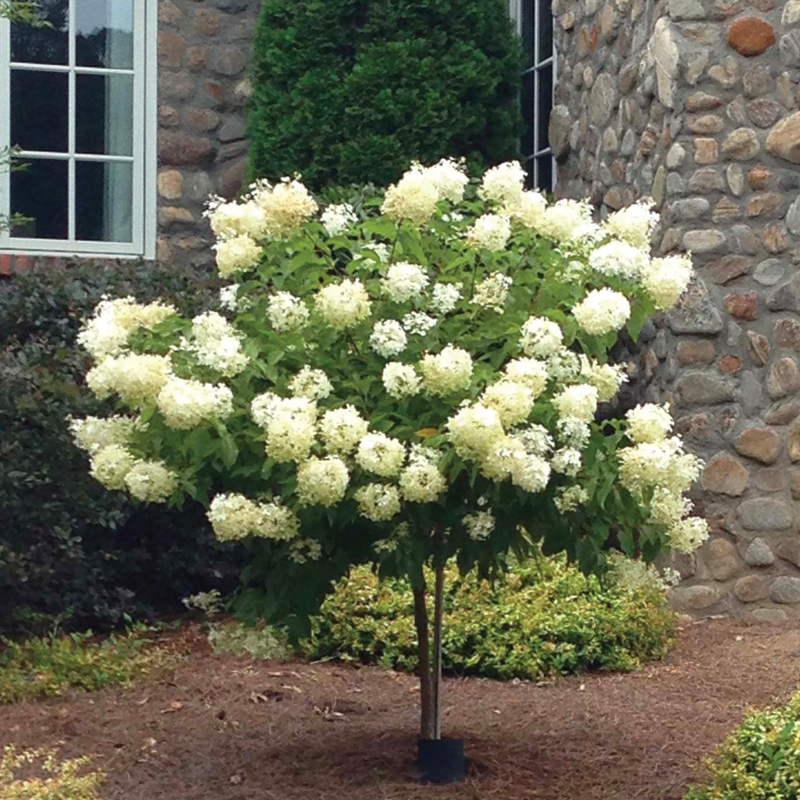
<box><xmin>67</xmin><ymin>0</ymin><xmax>76</xmax><ymax>242</ymax></box>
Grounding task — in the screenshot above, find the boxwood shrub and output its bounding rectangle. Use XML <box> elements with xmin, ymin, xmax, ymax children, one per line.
<box><xmin>308</xmin><ymin>556</ymin><xmax>676</xmax><ymax>680</ymax></box>
<box><xmin>0</xmin><ymin>262</ymin><xmax>240</xmax><ymax>633</ymax></box>
<box><xmin>248</xmin><ymin>0</ymin><xmax>522</xmax><ymax>189</ymax></box>
<box><xmin>684</xmin><ymin>692</ymin><xmax>800</xmax><ymax>800</ymax></box>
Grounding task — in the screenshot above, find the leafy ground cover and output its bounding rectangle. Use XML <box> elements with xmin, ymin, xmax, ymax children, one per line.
<box><xmin>1</xmin><ymin>619</ymin><xmax>797</xmax><ymax>800</ymax></box>
<box><xmin>0</xmin><ymin>630</ymin><xmax>172</xmax><ymax>703</ymax></box>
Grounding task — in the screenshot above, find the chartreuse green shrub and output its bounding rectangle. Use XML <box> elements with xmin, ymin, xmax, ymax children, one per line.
<box><xmin>70</xmin><ymin>159</ymin><xmax>705</xmax><ymax>741</ymax></box>
<box><xmin>684</xmin><ymin>692</ymin><xmax>800</xmax><ymax>800</ymax></box>
<box><xmin>248</xmin><ymin>0</ymin><xmax>521</xmax><ymax>188</ymax></box>
<box><xmin>0</xmin><ymin>746</ymin><xmax>103</xmax><ymax>800</ymax></box>
<box><xmin>0</xmin><ymin>628</ymin><xmax>172</xmax><ymax>703</ymax></box>
<box><xmin>310</xmin><ymin>556</ymin><xmax>676</xmax><ymax>679</ymax></box>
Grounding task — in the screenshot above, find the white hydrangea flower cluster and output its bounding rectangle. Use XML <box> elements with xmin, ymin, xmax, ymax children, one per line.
<box><xmin>466</xmin><ymin>214</ymin><xmax>511</xmax><ymax>252</ymax></box>
<box><xmin>207</xmin><ymin>493</ymin><xmax>299</xmax><ymax>541</ymax></box>
<box><xmin>425</xmin><ymin>158</ymin><xmax>470</xmax><ymax>203</ymax></box>
<box><xmin>267</xmin><ymin>292</ymin><xmax>310</xmax><ymax>333</ymax></box>
<box><xmin>156</xmin><ymin>376</ymin><xmax>234</xmax><ymax>430</ymax></box>
<box><xmin>554</xmin><ymin>485</ymin><xmax>590</xmax><ymax>513</ymax></box>
<box><xmin>402</xmin><ymin>312</ymin><xmax>437</xmax><ymax>336</ymax></box>
<box><xmin>507</xmin><ymin>190</ymin><xmax>547</xmax><ymax>229</ymax></box>
<box><xmin>315</xmin><ymin>279</ymin><xmax>372</xmax><ymax>330</ymax></box>
<box><xmin>381</xmin><ymin>159</ymin><xmax>468</xmax><ymax>224</ymax></box>
<box><xmin>219</xmin><ymin>284</ymin><xmax>240</xmax><ymax>312</ymax></box>
<box><xmin>124</xmin><ymin>460</ymin><xmax>177</xmax><ymax>504</ymax></box>
<box><xmin>289</xmin><ymin>366</ymin><xmax>333</xmax><ymax>400</ymax></box>
<box><xmin>252</xmin><ymin>177</ymin><xmax>319</xmax><ymax>239</ymax></box>
<box><xmin>398</xmin><ymin>448</ymin><xmax>447</xmax><ymax>503</ymax></box>
<box><xmin>381</xmin><ymin>262</ymin><xmax>429</xmax><ymax>302</ymax></box>
<box><xmin>361</xmin><ymin>241</ymin><xmax>390</xmax><ymax>263</ymax></box>
<box><xmin>321</xmin><ymin>203</ymin><xmax>357</xmax><ymax>236</ymax></box>
<box><xmin>289</xmin><ymin>538</ymin><xmax>323</xmax><ymax>563</ymax></box>
<box><xmin>90</xmin><ymin>444</ymin><xmax>136</xmax><ymax>490</ymax></box>
<box><xmin>430</xmin><ymin>282</ymin><xmax>462</xmax><ymax>314</ymax></box>
<box><xmin>608</xmin><ymin>551</ymin><xmax>676</xmax><ymax>592</ymax></box>
<box><xmin>91</xmin><ymin>447</ymin><xmax>177</xmax><ymax>505</ymax></box>
<box><xmin>71</xmin><ymin>416</ymin><xmax>136</xmax><ymax>455</ymax></box>
<box><xmin>78</xmin><ymin>297</ymin><xmax>176</xmax><ymax>360</ymax></box>
<box><xmin>464</xmin><ymin>510</ymin><xmax>495</xmax><ymax>541</ymax></box>
<box><xmin>420</xmin><ymin>345</ymin><xmax>473</xmax><ymax>396</ymax></box>
<box><xmin>214</xmin><ymin>234</ymin><xmax>262</xmax><ymax>278</ymax></box>
<box><xmin>382</xmin><ymin>362</ymin><xmax>422</xmax><ymax>398</ymax></box>
<box><xmin>182</xmin><ymin>312</ymin><xmax>249</xmax><ymax>377</ymax></box>
<box><xmin>370</xmin><ymin>320</ymin><xmax>408</xmax><ymax>357</ymax></box>
<box><xmin>552</xmin><ymin>384</ymin><xmax>599</xmax><ymax>422</ymax></box>
<box><xmin>519</xmin><ymin>317</ymin><xmax>563</xmax><ymax>357</ymax></box>
<box><xmin>205</xmin><ymin>195</ymin><xmax>267</xmax><ymax>241</ymax></box>
<box><xmin>572</xmin><ymin>288</ymin><xmax>631</xmax><ymax>336</ymax></box>
<box><xmin>255</xmin><ymin>396</ymin><xmax>318</xmax><ymax>463</ymax></box>
<box><xmin>551</xmin><ymin>448</ymin><xmax>583</xmax><ymax>477</ymax></box>
<box><xmin>87</xmin><ymin>353</ymin><xmax>172</xmax><ymax>407</ymax></box>
<box><xmin>556</xmin><ymin>417</ymin><xmax>591</xmax><ymax>450</ymax></box>
<box><xmin>537</xmin><ymin>199</ymin><xmax>594</xmax><ymax>243</ymax></box>
<box><xmin>580</xmin><ymin>357</ymin><xmax>628</xmax><ymax>402</ymax></box>
<box><xmin>589</xmin><ymin>240</ymin><xmax>649</xmax><ymax>281</ymax></box>
<box><xmin>354</xmin><ymin>483</ymin><xmax>402</xmax><ymax>522</ymax></box>
<box><xmin>478</xmin><ymin>161</ymin><xmax>526</xmax><ymax>207</ymax></box>
<box><xmin>318</xmin><ymin>406</ymin><xmax>369</xmax><ymax>454</ymax></box>
<box><xmin>641</xmin><ymin>255</ymin><xmax>693</xmax><ymax>310</ymax></box>
<box><xmin>355</xmin><ymin>433</ymin><xmax>406</xmax><ymax>477</ymax></box>
<box><xmin>604</xmin><ymin>200</ymin><xmax>659</xmax><ymax>249</ymax></box>
<box><xmin>297</xmin><ymin>456</ymin><xmax>350</xmax><ymax>506</ymax></box>
<box><xmin>481</xmin><ymin>381</ymin><xmax>535</xmax><ymax>427</ymax></box>
<box><xmin>472</xmin><ymin>272</ymin><xmax>513</xmax><ymax>312</ymax></box>
<box><xmin>626</xmin><ymin>403</ymin><xmax>674</xmax><ymax>444</ymax></box>
<box><xmin>503</xmin><ymin>358</ymin><xmax>548</xmax><ymax>395</ymax></box>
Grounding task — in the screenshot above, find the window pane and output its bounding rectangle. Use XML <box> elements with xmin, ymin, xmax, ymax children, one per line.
<box><xmin>10</xmin><ymin>70</ymin><xmax>69</xmax><ymax>152</ymax></box>
<box><xmin>537</xmin><ymin>0</ymin><xmax>553</xmax><ymax>61</ymax></box>
<box><xmin>76</xmin><ymin>0</ymin><xmax>134</xmax><ymax>69</ymax></box>
<box><xmin>75</xmin><ymin>161</ymin><xmax>133</xmax><ymax>242</ymax></box>
<box><xmin>535</xmin><ymin>155</ymin><xmax>553</xmax><ymax>192</ymax></box>
<box><xmin>76</xmin><ymin>73</ymin><xmax>134</xmax><ymax>156</ymax></box>
<box><xmin>10</xmin><ymin>158</ymin><xmax>69</xmax><ymax>239</ymax></box>
<box><xmin>521</xmin><ymin>0</ymin><xmax>535</xmax><ymax>70</ymax></box>
<box><xmin>521</xmin><ymin>69</ymin><xmax>534</xmax><ymax>160</ymax></box>
<box><xmin>537</xmin><ymin>64</ymin><xmax>553</xmax><ymax>152</ymax></box>
<box><xmin>10</xmin><ymin>0</ymin><xmax>68</xmax><ymax>65</ymax></box>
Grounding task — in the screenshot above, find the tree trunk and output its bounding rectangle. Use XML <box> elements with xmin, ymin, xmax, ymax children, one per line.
<box><xmin>412</xmin><ymin>581</ymin><xmax>436</xmax><ymax>740</ymax></box>
<box><xmin>431</xmin><ymin>563</ymin><xmax>445</xmax><ymax>740</ymax></box>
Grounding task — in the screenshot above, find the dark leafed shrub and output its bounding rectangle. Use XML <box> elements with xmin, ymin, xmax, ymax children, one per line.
<box><xmin>0</xmin><ymin>262</ymin><xmax>240</xmax><ymax>634</ymax></box>
<box><xmin>248</xmin><ymin>0</ymin><xmax>522</xmax><ymax>189</ymax></box>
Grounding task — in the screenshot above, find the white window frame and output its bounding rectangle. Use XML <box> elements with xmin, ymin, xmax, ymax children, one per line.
<box><xmin>0</xmin><ymin>0</ymin><xmax>157</xmax><ymax>259</ymax></box>
<box><xmin>509</xmin><ymin>0</ymin><xmax>556</xmax><ymax>192</ymax></box>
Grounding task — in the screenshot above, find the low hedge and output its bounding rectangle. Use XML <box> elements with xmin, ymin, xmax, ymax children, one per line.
<box><xmin>308</xmin><ymin>556</ymin><xmax>676</xmax><ymax>681</ymax></box>
<box><xmin>684</xmin><ymin>692</ymin><xmax>800</xmax><ymax>800</ymax></box>
<box><xmin>0</xmin><ymin>262</ymin><xmax>239</xmax><ymax>633</ymax></box>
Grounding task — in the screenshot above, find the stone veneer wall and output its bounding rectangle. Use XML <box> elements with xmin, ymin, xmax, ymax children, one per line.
<box><xmin>552</xmin><ymin>0</ymin><xmax>800</xmax><ymax>621</ymax></box>
<box><xmin>155</xmin><ymin>0</ymin><xmax>261</xmax><ymax>269</ymax></box>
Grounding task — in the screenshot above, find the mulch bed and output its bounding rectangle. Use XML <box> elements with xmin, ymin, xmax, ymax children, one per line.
<box><xmin>3</xmin><ymin>617</ymin><xmax>800</xmax><ymax>799</ymax></box>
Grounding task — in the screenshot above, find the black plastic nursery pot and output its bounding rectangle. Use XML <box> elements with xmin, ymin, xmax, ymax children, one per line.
<box><xmin>417</xmin><ymin>738</ymin><xmax>466</xmax><ymax>784</ymax></box>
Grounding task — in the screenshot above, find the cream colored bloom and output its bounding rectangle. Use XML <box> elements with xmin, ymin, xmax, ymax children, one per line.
<box><xmin>90</xmin><ymin>444</ymin><xmax>135</xmax><ymax>490</ymax></box>
<box><xmin>86</xmin><ymin>353</ymin><xmax>172</xmax><ymax>407</ymax></box>
<box><xmin>289</xmin><ymin>366</ymin><xmax>333</xmax><ymax>400</ymax></box>
<box><xmin>447</xmin><ymin>404</ymin><xmax>505</xmax><ymax>459</ymax></box>
<box><xmin>519</xmin><ymin>317</ymin><xmax>563</xmax><ymax>358</ymax></box>
<box><xmin>267</xmin><ymin>292</ymin><xmax>310</xmax><ymax>332</ymax></box>
<box><xmin>641</xmin><ymin>255</ymin><xmax>693</xmax><ymax>310</ymax></box>
<box><xmin>382</xmin><ymin>362</ymin><xmax>421</xmax><ymax>398</ymax></box>
<box><xmin>604</xmin><ymin>200</ymin><xmax>658</xmax><ymax>249</ymax></box>
<box><xmin>297</xmin><ymin>456</ymin><xmax>350</xmax><ymax>506</ymax></box>
<box><xmin>466</xmin><ymin>214</ymin><xmax>512</xmax><ymax>252</ymax></box>
<box><xmin>573</xmin><ymin>288</ymin><xmax>631</xmax><ymax>336</ymax></box>
<box><xmin>479</xmin><ymin>161</ymin><xmax>526</xmax><ymax>207</ymax></box>
<box><xmin>319</xmin><ymin>406</ymin><xmax>369</xmax><ymax>454</ymax></box>
<box><xmin>626</xmin><ymin>403</ymin><xmax>674</xmax><ymax>444</ymax></box>
<box><xmin>399</xmin><ymin>460</ymin><xmax>447</xmax><ymax>502</ymax></box>
<box><xmin>157</xmin><ymin>377</ymin><xmax>234</xmax><ymax>430</ymax></box>
<box><xmin>71</xmin><ymin>416</ymin><xmax>136</xmax><ymax>455</ymax></box>
<box><xmin>214</xmin><ymin>234</ymin><xmax>261</xmax><ymax>278</ymax></box>
<box><xmin>354</xmin><ymin>483</ymin><xmax>402</xmax><ymax>521</ymax></box>
<box><xmin>370</xmin><ymin>320</ymin><xmax>408</xmax><ymax>358</ymax></box>
<box><xmin>472</xmin><ymin>272</ymin><xmax>513</xmax><ymax>311</ymax></box>
<box><xmin>420</xmin><ymin>345</ymin><xmax>473</xmax><ymax>395</ymax></box>
<box><xmin>315</xmin><ymin>279</ymin><xmax>372</xmax><ymax>330</ymax></box>
<box><xmin>252</xmin><ymin>177</ymin><xmax>318</xmax><ymax>239</ymax></box>
<box><xmin>481</xmin><ymin>381</ymin><xmax>535</xmax><ymax>428</ymax></box>
<box><xmin>589</xmin><ymin>240</ymin><xmax>649</xmax><ymax>281</ymax></box>
<box><xmin>381</xmin><ymin>262</ymin><xmax>429</xmax><ymax>302</ymax></box>
<box><xmin>382</xmin><ymin>168</ymin><xmax>439</xmax><ymax>225</ymax></box>
<box><xmin>355</xmin><ymin>433</ymin><xmax>406</xmax><ymax>477</ymax></box>
<box><xmin>124</xmin><ymin>460</ymin><xmax>177</xmax><ymax>503</ymax></box>
<box><xmin>552</xmin><ymin>384</ymin><xmax>599</xmax><ymax>423</ymax></box>
<box><xmin>321</xmin><ymin>203</ymin><xmax>357</xmax><ymax>236</ymax></box>
<box><xmin>464</xmin><ymin>510</ymin><xmax>495</xmax><ymax>541</ymax></box>
<box><xmin>503</xmin><ymin>358</ymin><xmax>548</xmax><ymax>395</ymax></box>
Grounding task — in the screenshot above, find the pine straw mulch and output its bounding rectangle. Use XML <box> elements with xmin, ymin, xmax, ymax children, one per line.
<box><xmin>2</xmin><ymin>617</ymin><xmax>800</xmax><ymax>800</ymax></box>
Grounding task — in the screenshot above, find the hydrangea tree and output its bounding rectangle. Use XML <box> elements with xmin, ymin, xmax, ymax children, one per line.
<box><xmin>71</xmin><ymin>159</ymin><xmax>706</xmax><ymax>748</ymax></box>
